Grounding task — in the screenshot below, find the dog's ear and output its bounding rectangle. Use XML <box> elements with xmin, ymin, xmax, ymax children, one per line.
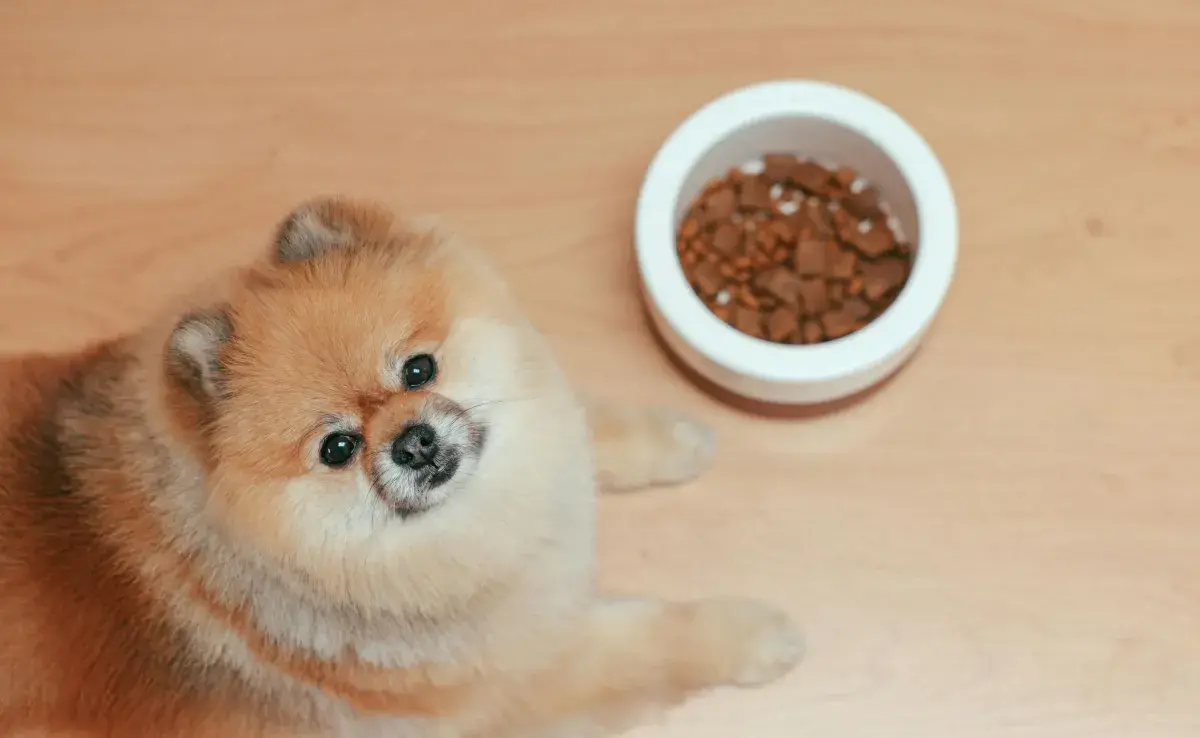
<box><xmin>272</xmin><ymin>197</ymin><xmax>395</xmax><ymax>264</ymax></box>
<box><xmin>166</xmin><ymin>308</ymin><xmax>233</xmax><ymax>401</ymax></box>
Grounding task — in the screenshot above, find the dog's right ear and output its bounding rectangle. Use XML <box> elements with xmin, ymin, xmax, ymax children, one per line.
<box><xmin>166</xmin><ymin>308</ymin><xmax>232</xmax><ymax>402</ymax></box>
<box><xmin>272</xmin><ymin>197</ymin><xmax>394</xmax><ymax>264</ymax></box>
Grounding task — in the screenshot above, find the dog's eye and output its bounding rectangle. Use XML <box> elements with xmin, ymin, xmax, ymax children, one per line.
<box><xmin>402</xmin><ymin>354</ymin><xmax>437</xmax><ymax>390</ymax></box>
<box><xmin>319</xmin><ymin>433</ymin><xmax>360</xmax><ymax>468</ymax></box>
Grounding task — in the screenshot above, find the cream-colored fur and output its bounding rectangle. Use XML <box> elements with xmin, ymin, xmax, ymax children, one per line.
<box><xmin>0</xmin><ymin>197</ymin><xmax>801</xmax><ymax>737</ymax></box>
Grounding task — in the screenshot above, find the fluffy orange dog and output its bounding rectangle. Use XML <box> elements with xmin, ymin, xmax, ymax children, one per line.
<box><xmin>0</xmin><ymin>199</ymin><xmax>801</xmax><ymax>737</ymax></box>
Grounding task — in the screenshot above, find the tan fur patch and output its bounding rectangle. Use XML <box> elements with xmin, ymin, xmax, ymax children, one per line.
<box><xmin>0</xmin><ymin>198</ymin><xmax>798</xmax><ymax>737</ymax></box>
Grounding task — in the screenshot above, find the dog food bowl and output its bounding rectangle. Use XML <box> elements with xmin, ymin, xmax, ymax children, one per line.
<box><xmin>635</xmin><ymin>80</ymin><xmax>958</xmax><ymax>405</ymax></box>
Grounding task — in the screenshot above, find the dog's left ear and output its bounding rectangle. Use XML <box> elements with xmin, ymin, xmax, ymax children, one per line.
<box><xmin>166</xmin><ymin>307</ymin><xmax>233</xmax><ymax>402</ymax></box>
<box><xmin>272</xmin><ymin>197</ymin><xmax>395</xmax><ymax>264</ymax></box>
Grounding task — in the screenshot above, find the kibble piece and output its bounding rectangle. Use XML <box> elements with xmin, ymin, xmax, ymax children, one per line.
<box><xmin>691</xmin><ymin>260</ymin><xmax>723</xmax><ymax>296</ymax></box>
<box><xmin>732</xmin><ymin>306</ymin><xmax>763</xmax><ymax>338</ymax></box>
<box><xmin>829</xmin><ymin>282</ymin><xmax>845</xmax><ymax>305</ymax></box>
<box><xmin>834</xmin><ymin>211</ymin><xmax>859</xmax><ymax>243</ymax></box>
<box><xmin>833</xmin><ymin>166</ymin><xmax>857</xmax><ymax>190</ymax></box>
<box><xmin>820</xmin><ymin>307</ymin><xmax>860</xmax><ymax>339</ymax></box>
<box><xmin>874</xmin><ymin>289</ymin><xmax>899</xmax><ymax>315</ymax></box>
<box><xmin>755</xmin><ymin>267</ymin><xmax>805</xmax><ymax>304</ymax></box>
<box><xmin>861</xmin><ymin>257</ymin><xmax>908</xmax><ymax>300</ymax></box>
<box><xmin>736</xmin><ymin>287</ymin><xmax>760</xmax><ymax>310</ymax></box>
<box><xmin>768</xmin><ymin>218</ymin><xmax>795</xmax><ymax>244</ymax></box>
<box><xmin>827</xmin><ymin>245</ymin><xmax>857</xmax><ymax>280</ymax></box>
<box><xmin>797</xmin><ymin>278</ymin><xmax>828</xmax><ymax>316</ymax></box>
<box><xmin>766</xmin><ymin>306</ymin><xmax>800</xmax><ymax>342</ymax></box>
<box><xmin>844</xmin><ymin>297</ymin><xmax>872</xmax><ymax>320</ymax></box>
<box><xmin>847</xmin><ymin>276</ymin><xmax>863</xmax><ymax>296</ymax></box>
<box><xmin>763</xmin><ymin>153</ymin><xmax>798</xmax><ymax>181</ymax></box>
<box><xmin>791</xmin><ymin>160</ymin><xmax>833</xmax><ymax>194</ymax></box>
<box><xmin>795</xmin><ymin>238</ymin><xmax>827</xmax><ymax>276</ymax></box>
<box><xmin>705</xmin><ymin>187</ymin><xmax>737</xmax><ymax>219</ymax></box>
<box><xmin>712</xmin><ymin>223</ymin><xmax>742</xmax><ymax>254</ymax></box>
<box><xmin>802</xmin><ymin>319</ymin><xmax>824</xmax><ymax>344</ymax></box>
<box><xmin>739</xmin><ymin>175</ymin><xmax>774</xmax><ymax>210</ymax></box>
<box><xmin>850</xmin><ymin>222</ymin><xmax>896</xmax><ymax>258</ymax></box>
<box><xmin>842</xmin><ymin>187</ymin><xmax>885</xmax><ymax>220</ymax></box>
<box><xmin>805</xmin><ymin>200</ymin><xmax>835</xmax><ymax>237</ymax></box>
<box><xmin>680</xmin><ymin>219</ymin><xmax>701</xmax><ymax>239</ymax></box>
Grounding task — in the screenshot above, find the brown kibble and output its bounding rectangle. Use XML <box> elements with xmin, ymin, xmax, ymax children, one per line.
<box><xmin>844</xmin><ymin>297</ymin><xmax>872</xmax><ymax>320</ymax></box>
<box><xmin>790</xmin><ymin>160</ymin><xmax>833</xmax><ymax>194</ymax></box>
<box><xmin>755</xmin><ymin>227</ymin><xmax>777</xmax><ymax>250</ymax></box>
<box><xmin>692</xmin><ymin>260</ymin><xmax>723</xmax><ymax>295</ymax></box>
<box><xmin>763</xmin><ymin>153</ymin><xmax>799</xmax><ymax>181</ymax></box>
<box><xmin>766</xmin><ymin>306</ymin><xmax>800</xmax><ymax>342</ymax></box>
<box><xmin>712</xmin><ymin>222</ymin><xmax>742</xmax><ymax>254</ymax></box>
<box><xmin>827</xmin><ymin>245</ymin><xmax>857</xmax><ymax>280</ymax></box>
<box><xmin>739</xmin><ymin>175</ymin><xmax>774</xmax><ymax>210</ymax></box>
<box><xmin>755</xmin><ymin>267</ymin><xmax>805</xmax><ymax>304</ymax></box>
<box><xmin>842</xmin><ymin>187</ymin><xmax>885</xmax><ymax>220</ymax></box>
<box><xmin>802</xmin><ymin>320</ymin><xmax>824</xmax><ymax>344</ymax></box>
<box><xmin>769</xmin><ymin>219</ymin><xmax>795</xmax><ymax>243</ymax></box>
<box><xmin>732</xmin><ymin>306</ymin><xmax>763</xmax><ymax>338</ymax></box>
<box><xmin>678</xmin><ymin>154</ymin><xmax>911</xmax><ymax>345</ymax></box>
<box><xmin>736</xmin><ymin>287</ymin><xmax>760</xmax><ymax>310</ymax></box>
<box><xmin>797</xmin><ymin>278</ymin><xmax>828</xmax><ymax>316</ymax></box>
<box><xmin>795</xmin><ymin>238</ymin><xmax>826</xmax><ymax>276</ymax></box>
<box><xmin>805</xmin><ymin>200</ymin><xmax>835</xmax><ymax>237</ymax></box>
<box><xmin>820</xmin><ymin>307</ymin><xmax>861</xmax><ymax>339</ymax></box>
<box><xmin>861</xmin><ymin>257</ymin><xmax>908</xmax><ymax>301</ymax></box>
<box><xmin>706</xmin><ymin>187</ymin><xmax>737</xmax><ymax>219</ymax></box>
<box><xmin>834</xmin><ymin>211</ymin><xmax>858</xmax><ymax>242</ymax></box>
<box><xmin>851</xmin><ymin>223</ymin><xmax>895</xmax><ymax>258</ymax></box>
<box><xmin>874</xmin><ymin>289</ymin><xmax>899</xmax><ymax>315</ymax></box>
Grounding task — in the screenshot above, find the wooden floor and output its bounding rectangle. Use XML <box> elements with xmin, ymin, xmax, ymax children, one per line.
<box><xmin>2</xmin><ymin>1</ymin><xmax>1198</xmax><ymax>735</ymax></box>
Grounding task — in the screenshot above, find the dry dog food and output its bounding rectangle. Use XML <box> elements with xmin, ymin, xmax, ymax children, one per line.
<box><xmin>677</xmin><ymin>155</ymin><xmax>912</xmax><ymax>344</ymax></box>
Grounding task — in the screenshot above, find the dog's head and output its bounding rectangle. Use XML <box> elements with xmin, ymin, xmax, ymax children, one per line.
<box><xmin>162</xmin><ymin>198</ymin><xmax>588</xmax><ymax>608</ymax></box>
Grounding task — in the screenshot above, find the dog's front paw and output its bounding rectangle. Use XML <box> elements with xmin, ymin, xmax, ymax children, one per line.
<box><xmin>682</xmin><ymin>598</ymin><xmax>804</xmax><ymax>688</ymax></box>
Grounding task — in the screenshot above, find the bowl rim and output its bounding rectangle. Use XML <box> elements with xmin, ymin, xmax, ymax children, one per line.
<box><xmin>635</xmin><ymin>79</ymin><xmax>958</xmax><ymax>386</ymax></box>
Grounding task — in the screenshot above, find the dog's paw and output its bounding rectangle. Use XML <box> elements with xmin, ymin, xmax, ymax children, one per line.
<box><xmin>684</xmin><ymin>598</ymin><xmax>804</xmax><ymax>688</ymax></box>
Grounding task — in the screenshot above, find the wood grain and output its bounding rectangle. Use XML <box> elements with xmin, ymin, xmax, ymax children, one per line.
<box><xmin>2</xmin><ymin>1</ymin><xmax>1198</xmax><ymax>735</ymax></box>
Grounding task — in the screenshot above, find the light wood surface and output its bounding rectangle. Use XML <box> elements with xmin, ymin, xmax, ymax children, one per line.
<box><xmin>2</xmin><ymin>2</ymin><xmax>1198</xmax><ymax>735</ymax></box>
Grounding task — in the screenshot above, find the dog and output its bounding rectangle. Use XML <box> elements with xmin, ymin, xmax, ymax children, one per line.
<box><xmin>0</xmin><ymin>198</ymin><xmax>802</xmax><ymax>737</ymax></box>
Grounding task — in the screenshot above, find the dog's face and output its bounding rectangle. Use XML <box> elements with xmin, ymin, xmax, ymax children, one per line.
<box><xmin>165</xmin><ymin>199</ymin><xmax>582</xmax><ymax>605</ymax></box>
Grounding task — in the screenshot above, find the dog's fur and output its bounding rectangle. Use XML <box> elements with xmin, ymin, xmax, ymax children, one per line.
<box><xmin>0</xmin><ymin>198</ymin><xmax>801</xmax><ymax>737</ymax></box>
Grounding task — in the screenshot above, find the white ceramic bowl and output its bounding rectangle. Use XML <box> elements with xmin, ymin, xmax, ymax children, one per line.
<box><xmin>635</xmin><ymin>80</ymin><xmax>958</xmax><ymax>405</ymax></box>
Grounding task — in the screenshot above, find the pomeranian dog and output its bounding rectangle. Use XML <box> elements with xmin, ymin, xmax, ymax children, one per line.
<box><xmin>0</xmin><ymin>198</ymin><xmax>802</xmax><ymax>737</ymax></box>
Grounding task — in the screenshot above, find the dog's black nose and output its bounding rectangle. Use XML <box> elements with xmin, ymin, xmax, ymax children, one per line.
<box><xmin>392</xmin><ymin>423</ymin><xmax>439</xmax><ymax>470</ymax></box>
